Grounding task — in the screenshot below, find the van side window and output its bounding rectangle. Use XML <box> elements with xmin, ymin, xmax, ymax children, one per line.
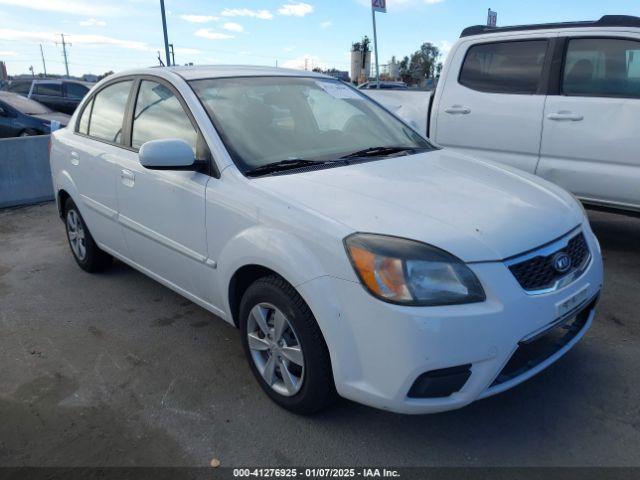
<box><xmin>459</xmin><ymin>40</ymin><xmax>548</xmax><ymax>94</ymax></box>
<box><xmin>35</xmin><ymin>83</ymin><xmax>62</xmax><ymax>97</ymax></box>
<box><xmin>66</xmin><ymin>83</ymin><xmax>89</xmax><ymax>99</ymax></box>
<box><xmin>131</xmin><ymin>80</ymin><xmax>198</xmax><ymax>151</ymax></box>
<box><xmin>563</xmin><ymin>38</ymin><xmax>640</xmax><ymax>99</ymax></box>
<box><xmin>88</xmin><ymin>81</ymin><xmax>133</xmax><ymax>144</ymax></box>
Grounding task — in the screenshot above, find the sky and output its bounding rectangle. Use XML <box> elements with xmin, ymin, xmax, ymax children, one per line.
<box><xmin>1</xmin><ymin>0</ymin><xmax>639</xmax><ymax>77</ymax></box>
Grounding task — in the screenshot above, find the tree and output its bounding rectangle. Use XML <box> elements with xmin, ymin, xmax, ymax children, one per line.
<box><xmin>407</xmin><ymin>42</ymin><xmax>441</xmax><ymax>85</ymax></box>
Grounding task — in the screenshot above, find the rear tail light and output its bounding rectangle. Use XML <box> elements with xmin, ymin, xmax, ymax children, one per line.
<box><xmin>48</xmin><ymin>137</ymin><xmax>52</xmax><ymax>157</ymax></box>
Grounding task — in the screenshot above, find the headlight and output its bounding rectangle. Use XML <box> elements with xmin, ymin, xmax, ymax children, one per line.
<box><xmin>344</xmin><ymin>233</ymin><xmax>485</xmax><ymax>306</ymax></box>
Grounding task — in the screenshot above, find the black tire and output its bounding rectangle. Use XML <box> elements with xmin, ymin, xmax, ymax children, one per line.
<box><xmin>64</xmin><ymin>198</ymin><xmax>113</xmax><ymax>272</ymax></box>
<box><xmin>239</xmin><ymin>274</ymin><xmax>337</xmax><ymax>414</ymax></box>
<box><xmin>19</xmin><ymin>129</ymin><xmax>39</xmax><ymax>137</ymax></box>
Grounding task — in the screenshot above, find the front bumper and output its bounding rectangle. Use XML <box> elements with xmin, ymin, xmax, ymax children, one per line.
<box><xmin>297</xmin><ymin>227</ymin><xmax>603</xmax><ymax>414</ymax></box>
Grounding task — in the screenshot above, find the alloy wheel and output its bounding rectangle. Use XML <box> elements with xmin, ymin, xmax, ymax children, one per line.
<box><xmin>66</xmin><ymin>210</ymin><xmax>87</xmax><ymax>261</ymax></box>
<box><xmin>246</xmin><ymin>303</ymin><xmax>305</xmax><ymax>397</ymax></box>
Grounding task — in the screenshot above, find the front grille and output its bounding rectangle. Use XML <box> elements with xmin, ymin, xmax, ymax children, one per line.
<box><xmin>508</xmin><ymin>232</ymin><xmax>590</xmax><ymax>292</ymax></box>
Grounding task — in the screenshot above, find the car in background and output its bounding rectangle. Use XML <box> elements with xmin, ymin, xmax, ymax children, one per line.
<box><xmin>358</xmin><ymin>81</ymin><xmax>408</xmax><ymax>90</ymax></box>
<box><xmin>0</xmin><ymin>91</ymin><xmax>69</xmax><ymax>138</ymax></box>
<box><xmin>5</xmin><ymin>78</ymin><xmax>92</xmax><ymax>114</ymax></box>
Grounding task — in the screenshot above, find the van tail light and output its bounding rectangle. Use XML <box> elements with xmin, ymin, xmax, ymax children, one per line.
<box><xmin>48</xmin><ymin>137</ymin><xmax>52</xmax><ymax>157</ymax></box>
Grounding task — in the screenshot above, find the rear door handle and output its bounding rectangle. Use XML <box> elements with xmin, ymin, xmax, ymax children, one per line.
<box><xmin>444</xmin><ymin>105</ymin><xmax>471</xmax><ymax>115</ymax></box>
<box><xmin>120</xmin><ymin>169</ymin><xmax>135</xmax><ymax>187</ymax></box>
<box><xmin>547</xmin><ymin>111</ymin><xmax>584</xmax><ymax>122</ymax></box>
<box><xmin>70</xmin><ymin>151</ymin><xmax>79</xmax><ymax>166</ymax></box>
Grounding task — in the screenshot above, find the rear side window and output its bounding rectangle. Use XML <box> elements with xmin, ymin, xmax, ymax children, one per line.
<box><xmin>88</xmin><ymin>81</ymin><xmax>133</xmax><ymax>143</ymax></box>
<box><xmin>563</xmin><ymin>38</ymin><xmax>640</xmax><ymax>99</ymax></box>
<box><xmin>460</xmin><ymin>40</ymin><xmax>548</xmax><ymax>94</ymax></box>
<box><xmin>35</xmin><ymin>83</ymin><xmax>62</xmax><ymax>96</ymax></box>
<box><xmin>78</xmin><ymin>98</ymin><xmax>93</xmax><ymax>135</ymax></box>
<box><xmin>131</xmin><ymin>80</ymin><xmax>198</xmax><ymax>151</ymax></box>
<box><xmin>66</xmin><ymin>83</ymin><xmax>89</xmax><ymax>99</ymax></box>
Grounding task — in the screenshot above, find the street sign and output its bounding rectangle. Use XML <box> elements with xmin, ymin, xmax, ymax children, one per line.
<box><xmin>487</xmin><ymin>8</ymin><xmax>497</xmax><ymax>27</ymax></box>
<box><xmin>372</xmin><ymin>0</ymin><xmax>387</xmax><ymax>13</ymax></box>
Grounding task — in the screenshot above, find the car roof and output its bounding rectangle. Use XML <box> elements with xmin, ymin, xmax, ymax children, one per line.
<box><xmin>460</xmin><ymin>14</ymin><xmax>640</xmax><ymax>38</ymax></box>
<box><xmin>108</xmin><ymin>65</ymin><xmax>329</xmax><ymax>82</ymax></box>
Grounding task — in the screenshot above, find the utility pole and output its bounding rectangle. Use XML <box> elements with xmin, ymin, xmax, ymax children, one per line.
<box><xmin>57</xmin><ymin>34</ymin><xmax>71</xmax><ymax>78</ymax></box>
<box><xmin>371</xmin><ymin>6</ymin><xmax>380</xmax><ymax>88</ymax></box>
<box><xmin>169</xmin><ymin>43</ymin><xmax>175</xmax><ymax>66</ymax></box>
<box><xmin>39</xmin><ymin>44</ymin><xmax>47</xmax><ymax>77</ymax></box>
<box><xmin>157</xmin><ymin>51</ymin><xmax>165</xmax><ymax>67</ymax></box>
<box><xmin>159</xmin><ymin>0</ymin><xmax>171</xmax><ymax>67</ymax></box>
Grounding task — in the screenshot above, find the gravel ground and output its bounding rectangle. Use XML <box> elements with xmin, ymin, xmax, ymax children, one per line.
<box><xmin>0</xmin><ymin>202</ymin><xmax>638</xmax><ymax>467</ymax></box>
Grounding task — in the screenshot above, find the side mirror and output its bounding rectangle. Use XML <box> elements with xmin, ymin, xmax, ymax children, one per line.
<box><xmin>139</xmin><ymin>138</ymin><xmax>196</xmax><ymax>170</ymax></box>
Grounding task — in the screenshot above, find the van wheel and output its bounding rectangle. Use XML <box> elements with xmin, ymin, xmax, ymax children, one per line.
<box><xmin>19</xmin><ymin>129</ymin><xmax>38</xmax><ymax>137</ymax></box>
<box><xmin>64</xmin><ymin>198</ymin><xmax>112</xmax><ymax>272</ymax></box>
<box><xmin>239</xmin><ymin>275</ymin><xmax>337</xmax><ymax>414</ymax></box>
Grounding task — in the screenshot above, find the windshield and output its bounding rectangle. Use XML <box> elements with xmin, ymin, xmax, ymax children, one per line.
<box><xmin>1</xmin><ymin>94</ymin><xmax>52</xmax><ymax>115</ymax></box>
<box><xmin>189</xmin><ymin>76</ymin><xmax>432</xmax><ymax>172</ymax></box>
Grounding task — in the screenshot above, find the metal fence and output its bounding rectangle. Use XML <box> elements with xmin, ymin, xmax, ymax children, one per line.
<box><xmin>0</xmin><ymin>135</ymin><xmax>53</xmax><ymax>209</ymax></box>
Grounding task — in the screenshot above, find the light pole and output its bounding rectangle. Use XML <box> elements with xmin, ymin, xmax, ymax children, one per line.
<box><xmin>160</xmin><ymin>0</ymin><xmax>171</xmax><ymax>67</ymax></box>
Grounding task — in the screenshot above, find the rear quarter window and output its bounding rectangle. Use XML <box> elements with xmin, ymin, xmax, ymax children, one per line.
<box><xmin>459</xmin><ymin>40</ymin><xmax>549</xmax><ymax>94</ymax></box>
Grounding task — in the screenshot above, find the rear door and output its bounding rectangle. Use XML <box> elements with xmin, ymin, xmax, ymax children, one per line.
<box><xmin>115</xmin><ymin>77</ymin><xmax>214</xmax><ymax>304</ymax></box>
<box><xmin>537</xmin><ymin>34</ymin><xmax>640</xmax><ymax>211</ymax></box>
<box><xmin>433</xmin><ymin>36</ymin><xmax>554</xmax><ymax>173</ymax></box>
<box><xmin>31</xmin><ymin>82</ymin><xmax>64</xmax><ymax>112</ymax></box>
<box><xmin>70</xmin><ymin>79</ymin><xmax>134</xmax><ymax>255</ymax></box>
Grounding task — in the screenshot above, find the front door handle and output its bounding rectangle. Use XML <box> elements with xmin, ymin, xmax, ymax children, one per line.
<box><xmin>120</xmin><ymin>169</ymin><xmax>135</xmax><ymax>187</ymax></box>
<box><xmin>444</xmin><ymin>105</ymin><xmax>471</xmax><ymax>115</ymax></box>
<box><xmin>547</xmin><ymin>111</ymin><xmax>584</xmax><ymax>122</ymax></box>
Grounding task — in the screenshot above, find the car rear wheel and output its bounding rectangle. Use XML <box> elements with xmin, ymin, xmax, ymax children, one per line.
<box><xmin>239</xmin><ymin>274</ymin><xmax>337</xmax><ymax>414</ymax></box>
<box><xmin>64</xmin><ymin>198</ymin><xmax>113</xmax><ymax>272</ymax></box>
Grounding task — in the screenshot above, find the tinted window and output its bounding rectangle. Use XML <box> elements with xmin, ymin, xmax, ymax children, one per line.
<box><xmin>460</xmin><ymin>40</ymin><xmax>548</xmax><ymax>94</ymax></box>
<box><xmin>563</xmin><ymin>38</ymin><xmax>640</xmax><ymax>98</ymax></box>
<box><xmin>88</xmin><ymin>81</ymin><xmax>132</xmax><ymax>143</ymax></box>
<box><xmin>8</xmin><ymin>82</ymin><xmax>31</xmax><ymax>95</ymax></box>
<box><xmin>131</xmin><ymin>80</ymin><xmax>198</xmax><ymax>151</ymax></box>
<box><xmin>66</xmin><ymin>82</ymin><xmax>89</xmax><ymax>99</ymax></box>
<box><xmin>78</xmin><ymin>98</ymin><xmax>93</xmax><ymax>135</ymax></box>
<box><xmin>35</xmin><ymin>83</ymin><xmax>62</xmax><ymax>96</ymax></box>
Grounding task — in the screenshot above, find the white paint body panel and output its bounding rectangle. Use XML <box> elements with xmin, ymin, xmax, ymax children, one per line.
<box><xmin>50</xmin><ymin>66</ymin><xmax>604</xmax><ymax>414</ymax></box>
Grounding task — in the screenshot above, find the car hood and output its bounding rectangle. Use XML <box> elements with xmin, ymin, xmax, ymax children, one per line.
<box><xmin>30</xmin><ymin>112</ymin><xmax>70</xmax><ymax>126</ymax></box>
<box><xmin>254</xmin><ymin>150</ymin><xmax>583</xmax><ymax>262</ymax></box>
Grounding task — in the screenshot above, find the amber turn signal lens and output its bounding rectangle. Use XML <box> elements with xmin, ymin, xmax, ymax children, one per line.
<box><xmin>347</xmin><ymin>245</ymin><xmax>412</xmax><ymax>301</ymax></box>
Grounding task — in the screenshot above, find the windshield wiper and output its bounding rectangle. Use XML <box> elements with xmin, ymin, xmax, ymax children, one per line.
<box><xmin>245</xmin><ymin>159</ymin><xmax>337</xmax><ymax>177</ymax></box>
<box><xmin>340</xmin><ymin>145</ymin><xmax>425</xmax><ymax>160</ymax></box>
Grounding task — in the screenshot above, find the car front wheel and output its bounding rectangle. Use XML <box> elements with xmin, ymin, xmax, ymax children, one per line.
<box><xmin>239</xmin><ymin>275</ymin><xmax>337</xmax><ymax>414</ymax></box>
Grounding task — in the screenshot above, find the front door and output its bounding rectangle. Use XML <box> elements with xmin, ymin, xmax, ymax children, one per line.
<box><xmin>537</xmin><ymin>35</ymin><xmax>640</xmax><ymax>211</ymax></box>
<box><xmin>433</xmin><ymin>37</ymin><xmax>553</xmax><ymax>173</ymax></box>
<box><xmin>116</xmin><ymin>79</ymin><xmax>213</xmax><ymax>304</ymax></box>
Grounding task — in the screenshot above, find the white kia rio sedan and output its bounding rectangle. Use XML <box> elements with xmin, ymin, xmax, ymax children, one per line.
<box><xmin>50</xmin><ymin>66</ymin><xmax>603</xmax><ymax>414</ymax></box>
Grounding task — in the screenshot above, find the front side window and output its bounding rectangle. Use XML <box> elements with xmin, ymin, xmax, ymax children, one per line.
<box><xmin>131</xmin><ymin>80</ymin><xmax>198</xmax><ymax>151</ymax></box>
<box><xmin>460</xmin><ymin>40</ymin><xmax>548</xmax><ymax>94</ymax></box>
<box><xmin>88</xmin><ymin>80</ymin><xmax>133</xmax><ymax>143</ymax></box>
<box><xmin>66</xmin><ymin>83</ymin><xmax>89</xmax><ymax>99</ymax></box>
<box><xmin>563</xmin><ymin>38</ymin><xmax>640</xmax><ymax>98</ymax></box>
<box><xmin>190</xmin><ymin>76</ymin><xmax>431</xmax><ymax>172</ymax></box>
<box><xmin>35</xmin><ymin>83</ymin><xmax>62</xmax><ymax>96</ymax></box>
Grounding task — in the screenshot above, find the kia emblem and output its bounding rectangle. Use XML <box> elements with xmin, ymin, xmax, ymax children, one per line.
<box><xmin>552</xmin><ymin>252</ymin><xmax>572</xmax><ymax>274</ymax></box>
